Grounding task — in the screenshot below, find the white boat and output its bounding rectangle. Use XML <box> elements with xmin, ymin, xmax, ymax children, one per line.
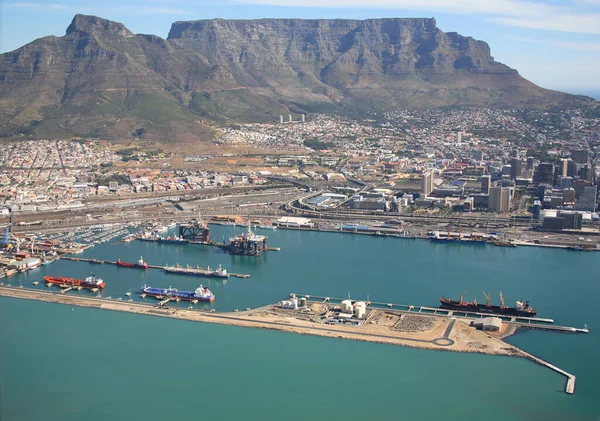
<box><xmin>258</xmin><ymin>225</ymin><xmax>277</xmax><ymax>231</ymax></box>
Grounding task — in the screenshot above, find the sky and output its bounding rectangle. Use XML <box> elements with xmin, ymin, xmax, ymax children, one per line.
<box><xmin>1</xmin><ymin>0</ymin><xmax>600</xmax><ymax>97</ymax></box>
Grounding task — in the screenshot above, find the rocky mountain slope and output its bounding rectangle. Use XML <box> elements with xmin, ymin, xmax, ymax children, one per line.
<box><xmin>0</xmin><ymin>14</ymin><xmax>594</xmax><ymax>140</ymax></box>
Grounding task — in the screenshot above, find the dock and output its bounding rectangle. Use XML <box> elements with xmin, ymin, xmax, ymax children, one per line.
<box><xmin>294</xmin><ymin>293</ymin><xmax>585</xmax><ymax>394</ymax></box>
<box><xmin>60</xmin><ymin>257</ymin><xmax>250</xmax><ymax>278</ymax></box>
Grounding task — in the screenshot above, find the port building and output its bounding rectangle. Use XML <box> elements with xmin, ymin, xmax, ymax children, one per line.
<box><xmin>276</xmin><ymin>217</ymin><xmax>314</xmax><ymax>228</ymax></box>
<box><xmin>472</xmin><ymin>317</ymin><xmax>502</xmax><ymax>332</ymax></box>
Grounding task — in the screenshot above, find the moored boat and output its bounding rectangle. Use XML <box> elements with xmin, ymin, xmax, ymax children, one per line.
<box><xmin>141</xmin><ymin>284</ymin><xmax>215</xmax><ymax>302</ymax></box>
<box><xmin>116</xmin><ymin>256</ymin><xmax>149</xmax><ymax>269</ymax></box>
<box><xmin>43</xmin><ymin>274</ymin><xmax>105</xmax><ymax>289</ymax></box>
<box><xmin>164</xmin><ymin>263</ymin><xmax>228</xmax><ymax>278</ymax></box>
<box><xmin>439</xmin><ymin>291</ymin><xmax>536</xmax><ymax>317</ymax></box>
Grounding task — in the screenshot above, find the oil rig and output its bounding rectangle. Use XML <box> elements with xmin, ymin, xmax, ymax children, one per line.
<box><xmin>221</xmin><ymin>223</ymin><xmax>268</xmax><ymax>256</ymax></box>
<box><xmin>178</xmin><ymin>212</ymin><xmax>210</xmax><ymax>244</ymax></box>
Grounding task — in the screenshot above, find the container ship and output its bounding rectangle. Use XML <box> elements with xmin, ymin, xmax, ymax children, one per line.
<box><xmin>43</xmin><ymin>274</ymin><xmax>105</xmax><ymax>289</ymax></box>
<box><xmin>439</xmin><ymin>291</ymin><xmax>536</xmax><ymax>317</ymax></box>
<box><xmin>164</xmin><ymin>263</ymin><xmax>228</xmax><ymax>278</ymax></box>
<box><xmin>141</xmin><ymin>284</ymin><xmax>215</xmax><ymax>302</ymax></box>
<box><xmin>116</xmin><ymin>256</ymin><xmax>149</xmax><ymax>269</ymax></box>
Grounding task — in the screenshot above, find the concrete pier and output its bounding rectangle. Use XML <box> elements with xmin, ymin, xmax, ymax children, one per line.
<box><xmin>60</xmin><ymin>257</ymin><xmax>250</xmax><ymax>278</ymax></box>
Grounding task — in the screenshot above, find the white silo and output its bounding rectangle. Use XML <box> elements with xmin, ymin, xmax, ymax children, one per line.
<box><xmin>292</xmin><ymin>298</ymin><xmax>298</xmax><ymax>309</ymax></box>
<box><xmin>301</xmin><ymin>114</ymin><xmax>306</xmax><ymax>123</ymax></box>
<box><xmin>353</xmin><ymin>301</ymin><xmax>366</xmax><ymax>319</ymax></box>
<box><xmin>288</xmin><ymin>114</ymin><xmax>293</xmax><ymax>123</ymax></box>
<box><xmin>341</xmin><ymin>299</ymin><xmax>353</xmax><ymax>314</ymax></box>
<box><xmin>280</xmin><ymin>115</ymin><xmax>284</xmax><ymax>124</ymax></box>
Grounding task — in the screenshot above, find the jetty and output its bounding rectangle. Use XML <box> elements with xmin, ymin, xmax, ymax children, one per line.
<box><xmin>60</xmin><ymin>257</ymin><xmax>250</xmax><ymax>278</ymax></box>
<box><xmin>0</xmin><ymin>284</ymin><xmax>585</xmax><ymax>395</ymax></box>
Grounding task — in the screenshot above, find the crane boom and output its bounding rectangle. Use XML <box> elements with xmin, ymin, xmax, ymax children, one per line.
<box><xmin>499</xmin><ymin>291</ymin><xmax>505</xmax><ymax>308</ymax></box>
<box><xmin>482</xmin><ymin>291</ymin><xmax>491</xmax><ymax>307</ymax></box>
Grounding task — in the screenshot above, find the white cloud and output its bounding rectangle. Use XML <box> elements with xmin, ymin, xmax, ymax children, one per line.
<box><xmin>231</xmin><ymin>0</ymin><xmax>600</xmax><ymax>35</ymax></box>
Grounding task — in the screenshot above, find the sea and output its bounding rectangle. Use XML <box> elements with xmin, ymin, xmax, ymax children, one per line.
<box><xmin>1</xmin><ymin>225</ymin><xmax>599</xmax><ymax>421</ymax></box>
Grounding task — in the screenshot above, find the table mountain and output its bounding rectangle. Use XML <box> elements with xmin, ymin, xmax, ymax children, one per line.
<box><xmin>0</xmin><ymin>14</ymin><xmax>594</xmax><ymax>140</ymax></box>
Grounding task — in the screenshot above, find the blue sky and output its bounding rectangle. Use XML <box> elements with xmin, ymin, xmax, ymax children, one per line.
<box><xmin>1</xmin><ymin>0</ymin><xmax>600</xmax><ymax>97</ymax></box>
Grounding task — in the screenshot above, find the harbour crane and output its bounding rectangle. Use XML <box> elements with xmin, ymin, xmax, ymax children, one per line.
<box><xmin>499</xmin><ymin>291</ymin><xmax>506</xmax><ymax>309</ymax></box>
<box><xmin>482</xmin><ymin>291</ymin><xmax>492</xmax><ymax>307</ymax></box>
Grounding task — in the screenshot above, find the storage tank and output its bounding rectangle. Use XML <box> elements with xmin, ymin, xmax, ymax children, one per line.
<box><xmin>292</xmin><ymin>298</ymin><xmax>298</xmax><ymax>309</ymax></box>
<box><xmin>353</xmin><ymin>301</ymin><xmax>366</xmax><ymax>319</ymax></box>
<box><xmin>341</xmin><ymin>300</ymin><xmax>353</xmax><ymax>313</ymax></box>
<box><xmin>298</xmin><ymin>297</ymin><xmax>307</xmax><ymax>307</ymax></box>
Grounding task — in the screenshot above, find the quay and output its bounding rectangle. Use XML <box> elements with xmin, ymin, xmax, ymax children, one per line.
<box><xmin>298</xmin><ymin>294</ymin><xmax>588</xmax><ymax>334</ymax></box>
<box><xmin>0</xmin><ymin>285</ymin><xmax>583</xmax><ymax>394</ymax></box>
<box><xmin>60</xmin><ymin>257</ymin><xmax>251</xmax><ymax>278</ymax></box>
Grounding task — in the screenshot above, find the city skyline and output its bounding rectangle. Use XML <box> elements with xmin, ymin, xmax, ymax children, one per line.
<box><xmin>1</xmin><ymin>0</ymin><xmax>600</xmax><ymax>97</ymax></box>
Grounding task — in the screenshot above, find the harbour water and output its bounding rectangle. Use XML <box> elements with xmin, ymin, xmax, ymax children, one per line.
<box><xmin>1</xmin><ymin>225</ymin><xmax>599</xmax><ymax>420</ymax></box>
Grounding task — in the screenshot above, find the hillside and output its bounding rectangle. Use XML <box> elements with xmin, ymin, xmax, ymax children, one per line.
<box><xmin>0</xmin><ymin>14</ymin><xmax>594</xmax><ymax>140</ymax></box>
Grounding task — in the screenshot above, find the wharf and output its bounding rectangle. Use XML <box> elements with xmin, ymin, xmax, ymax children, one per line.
<box><xmin>0</xmin><ymin>285</ymin><xmax>583</xmax><ymax>394</ymax></box>
<box><xmin>60</xmin><ymin>257</ymin><xmax>250</xmax><ymax>278</ymax></box>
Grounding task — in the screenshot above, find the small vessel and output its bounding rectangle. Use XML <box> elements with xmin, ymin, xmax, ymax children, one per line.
<box><xmin>43</xmin><ymin>274</ymin><xmax>106</xmax><ymax>289</ymax></box>
<box><xmin>141</xmin><ymin>284</ymin><xmax>215</xmax><ymax>302</ymax></box>
<box><xmin>566</xmin><ymin>245</ymin><xmax>591</xmax><ymax>252</ymax></box>
<box><xmin>492</xmin><ymin>240</ymin><xmax>517</xmax><ymax>248</ymax></box>
<box><xmin>258</xmin><ymin>225</ymin><xmax>277</xmax><ymax>231</ymax></box>
<box><xmin>164</xmin><ymin>263</ymin><xmax>229</xmax><ymax>278</ymax></box>
<box><xmin>440</xmin><ymin>291</ymin><xmax>537</xmax><ymax>317</ymax></box>
<box><xmin>116</xmin><ymin>256</ymin><xmax>149</xmax><ymax>269</ymax></box>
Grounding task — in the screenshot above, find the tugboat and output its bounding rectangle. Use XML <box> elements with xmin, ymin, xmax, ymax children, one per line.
<box><xmin>141</xmin><ymin>284</ymin><xmax>215</xmax><ymax>302</ymax></box>
<box><xmin>439</xmin><ymin>290</ymin><xmax>537</xmax><ymax>317</ymax></box>
<box><xmin>116</xmin><ymin>256</ymin><xmax>149</xmax><ymax>269</ymax></box>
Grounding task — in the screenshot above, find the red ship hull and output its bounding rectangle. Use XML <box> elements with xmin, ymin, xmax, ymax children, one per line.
<box><xmin>116</xmin><ymin>260</ymin><xmax>148</xmax><ymax>269</ymax></box>
<box><xmin>43</xmin><ymin>276</ymin><xmax>105</xmax><ymax>289</ymax></box>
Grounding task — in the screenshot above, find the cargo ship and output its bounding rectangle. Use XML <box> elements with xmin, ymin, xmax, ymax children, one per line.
<box><xmin>141</xmin><ymin>284</ymin><xmax>215</xmax><ymax>302</ymax></box>
<box><xmin>439</xmin><ymin>291</ymin><xmax>536</xmax><ymax>317</ymax></box>
<box><xmin>116</xmin><ymin>256</ymin><xmax>149</xmax><ymax>269</ymax></box>
<box><xmin>43</xmin><ymin>274</ymin><xmax>105</xmax><ymax>289</ymax></box>
<box><xmin>164</xmin><ymin>263</ymin><xmax>228</xmax><ymax>278</ymax></box>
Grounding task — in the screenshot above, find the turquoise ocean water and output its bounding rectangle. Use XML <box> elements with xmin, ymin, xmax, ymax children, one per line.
<box><xmin>1</xmin><ymin>225</ymin><xmax>599</xmax><ymax>420</ymax></box>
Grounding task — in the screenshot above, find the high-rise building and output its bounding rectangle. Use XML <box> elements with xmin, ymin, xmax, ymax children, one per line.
<box><xmin>489</xmin><ymin>187</ymin><xmax>511</xmax><ymax>213</ymax></box>
<box><xmin>576</xmin><ymin>186</ymin><xmax>597</xmax><ymax>212</ymax></box>
<box><xmin>567</xmin><ymin>160</ymin><xmax>577</xmax><ymax>177</ymax></box>
<box><xmin>421</xmin><ymin>171</ymin><xmax>434</xmax><ymax>196</ymax></box>
<box><xmin>533</xmin><ymin>162</ymin><xmax>554</xmax><ymax>185</ymax></box>
<box><xmin>560</xmin><ymin>176</ymin><xmax>573</xmax><ymax>189</ymax></box>
<box><xmin>481</xmin><ymin>175</ymin><xmax>491</xmax><ymax>194</ymax></box>
<box><xmin>560</xmin><ymin>158</ymin><xmax>570</xmax><ymax>177</ymax></box>
<box><xmin>563</xmin><ymin>188</ymin><xmax>576</xmax><ymax>206</ymax></box>
<box><xmin>526</xmin><ymin>156</ymin><xmax>535</xmax><ymax>171</ymax></box>
<box><xmin>511</xmin><ymin>149</ymin><xmax>518</xmax><ymax>158</ymax></box>
<box><xmin>472</xmin><ymin>150</ymin><xmax>483</xmax><ymax>161</ymax></box>
<box><xmin>571</xmin><ymin>149</ymin><xmax>589</xmax><ymax>164</ymax></box>
<box><xmin>510</xmin><ymin>158</ymin><xmax>522</xmax><ymax>180</ymax></box>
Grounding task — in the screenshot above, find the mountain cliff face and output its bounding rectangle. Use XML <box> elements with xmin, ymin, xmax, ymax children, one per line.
<box><xmin>0</xmin><ymin>15</ymin><xmax>593</xmax><ymax>140</ymax></box>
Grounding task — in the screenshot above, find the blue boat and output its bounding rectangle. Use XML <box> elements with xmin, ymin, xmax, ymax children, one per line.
<box><xmin>141</xmin><ymin>284</ymin><xmax>214</xmax><ymax>302</ymax></box>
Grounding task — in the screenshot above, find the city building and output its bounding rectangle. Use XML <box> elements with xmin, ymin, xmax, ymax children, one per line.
<box><xmin>571</xmin><ymin>149</ymin><xmax>589</xmax><ymax>164</ymax></box>
<box><xmin>510</xmin><ymin>158</ymin><xmax>522</xmax><ymax>180</ymax></box>
<box><xmin>481</xmin><ymin>175</ymin><xmax>491</xmax><ymax>195</ymax></box>
<box><xmin>575</xmin><ymin>186</ymin><xmax>598</xmax><ymax>212</ymax></box>
<box><xmin>563</xmin><ymin>188</ymin><xmax>576</xmax><ymax>206</ymax></box>
<box><xmin>421</xmin><ymin>171</ymin><xmax>434</xmax><ymax>196</ymax></box>
<box><xmin>560</xmin><ymin>158</ymin><xmax>570</xmax><ymax>177</ymax></box>
<box><xmin>533</xmin><ymin>163</ymin><xmax>554</xmax><ymax>185</ymax></box>
<box><xmin>488</xmin><ymin>186</ymin><xmax>511</xmax><ymax>213</ymax></box>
